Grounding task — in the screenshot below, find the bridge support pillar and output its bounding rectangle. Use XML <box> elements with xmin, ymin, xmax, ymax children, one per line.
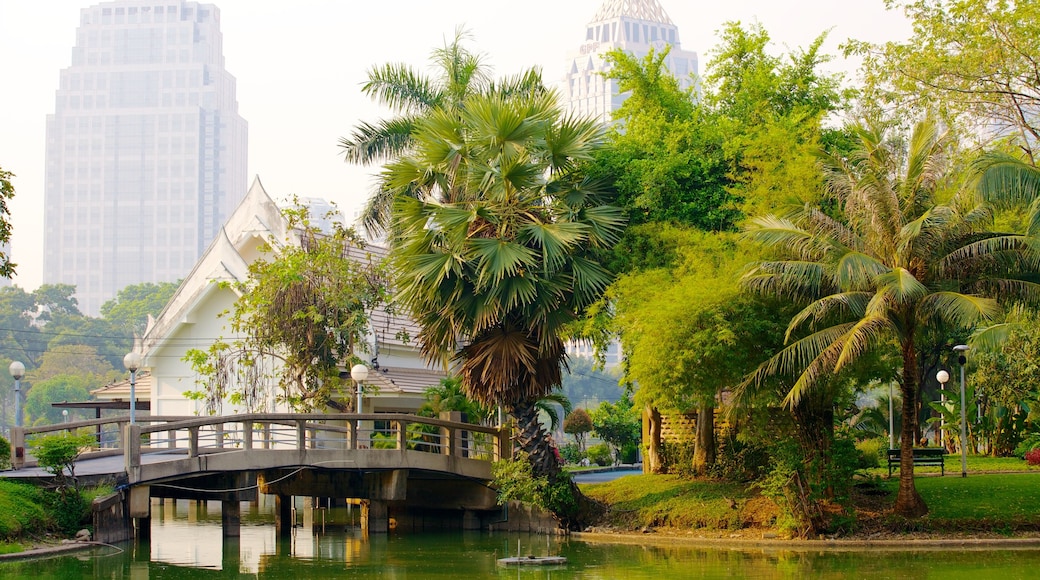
<box><xmin>361</xmin><ymin>500</ymin><xmax>388</xmax><ymax>534</ymax></box>
<box><xmin>275</xmin><ymin>494</ymin><xmax>293</xmax><ymax>537</ymax></box>
<box><xmin>222</xmin><ymin>499</ymin><xmax>241</xmax><ymax>537</ymax></box>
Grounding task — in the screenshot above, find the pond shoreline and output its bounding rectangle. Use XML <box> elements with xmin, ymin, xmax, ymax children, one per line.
<box><xmin>575</xmin><ymin>529</ymin><xmax>1040</xmax><ymax>551</ymax></box>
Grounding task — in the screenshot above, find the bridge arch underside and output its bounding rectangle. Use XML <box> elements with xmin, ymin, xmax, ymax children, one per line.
<box><xmin>134</xmin><ymin>449</ymin><xmax>501</xmax><ymax>532</ymax></box>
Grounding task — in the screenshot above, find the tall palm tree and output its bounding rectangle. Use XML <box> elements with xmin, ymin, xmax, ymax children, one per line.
<box><xmin>338</xmin><ymin>28</ymin><xmax>544</xmax><ymax>234</ymax></box>
<box><xmin>740</xmin><ymin>118</ymin><xmax>1034</xmax><ymax>518</ymax></box>
<box><xmin>385</xmin><ymin>90</ymin><xmax>625</xmax><ymax>528</ymax></box>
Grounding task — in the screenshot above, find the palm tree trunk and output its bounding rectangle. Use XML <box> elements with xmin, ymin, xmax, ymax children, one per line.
<box><xmin>511</xmin><ymin>400</ymin><xmax>603</xmax><ymax>530</ymax></box>
<box><xmin>894</xmin><ymin>344</ymin><xmax>928</xmax><ymax>518</ymax></box>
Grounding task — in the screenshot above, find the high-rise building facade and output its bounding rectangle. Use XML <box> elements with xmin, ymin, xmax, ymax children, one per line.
<box><xmin>44</xmin><ymin>0</ymin><xmax>247</xmax><ymax>315</ymax></box>
<box><xmin>560</xmin><ymin>0</ymin><xmax>698</xmax><ymax>124</ymax></box>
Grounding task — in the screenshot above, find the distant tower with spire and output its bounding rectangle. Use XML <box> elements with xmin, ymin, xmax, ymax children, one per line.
<box><xmin>559</xmin><ymin>0</ymin><xmax>698</xmax><ymax>124</ymax></box>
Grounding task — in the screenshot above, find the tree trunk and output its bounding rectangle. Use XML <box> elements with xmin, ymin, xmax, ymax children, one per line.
<box><xmin>894</xmin><ymin>343</ymin><xmax>928</xmax><ymax>518</ymax></box>
<box><xmin>643</xmin><ymin>405</ymin><xmax>664</xmax><ymax>474</ymax></box>
<box><xmin>510</xmin><ymin>401</ymin><xmax>604</xmax><ymax>530</ymax></box>
<box><xmin>692</xmin><ymin>404</ymin><xmax>716</xmax><ymax>475</ymax></box>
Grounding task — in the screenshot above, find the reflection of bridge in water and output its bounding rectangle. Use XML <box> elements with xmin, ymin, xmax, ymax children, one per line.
<box><xmin>5</xmin><ymin>413</ymin><xmax>510</xmax><ymax>542</ymax></box>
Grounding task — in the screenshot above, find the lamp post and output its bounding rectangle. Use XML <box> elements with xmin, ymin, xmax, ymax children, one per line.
<box><xmin>8</xmin><ymin>361</ymin><xmax>23</xmax><ymax>428</ymax></box>
<box><xmin>350</xmin><ymin>364</ymin><xmax>369</xmax><ymax>414</ymax></box>
<box><xmin>888</xmin><ymin>382</ymin><xmax>895</xmax><ymax>450</ymax></box>
<box><xmin>62</xmin><ymin>409</ymin><xmax>69</xmax><ymax>424</ymax></box>
<box><xmin>936</xmin><ymin>369</ymin><xmax>950</xmax><ymax>448</ymax></box>
<box><xmin>123</xmin><ymin>352</ymin><xmax>142</xmax><ymax>425</ymax></box>
<box><xmin>953</xmin><ymin>345</ymin><xmax>970</xmax><ymax>478</ymax></box>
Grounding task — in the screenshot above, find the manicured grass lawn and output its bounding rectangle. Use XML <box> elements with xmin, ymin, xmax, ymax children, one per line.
<box><xmin>868</xmin><ymin>453</ymin><xmax>1038</xmax><ymax>477</ymax></box>
<box><xmin>581</xmin><ymin>474</ymin><xmax>756</xmax><ymax>530</ymax></box>
<box><xmin>883</xmin><ymin>472</ymin><xmax>1040</xmax><ymax>520</ymax></box>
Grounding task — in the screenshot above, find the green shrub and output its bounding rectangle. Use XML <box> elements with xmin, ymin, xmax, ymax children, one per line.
<box><xmin>659</xmin><ymin>440</ymin><xmax>697</xmax><ymax>477</ymax></box>
<box><xmin>710</xmin><ymin>434</ymin><xmax>770</xmax><ymax>482</ymax></box>
<box><xmin>1014</xmin><ymin>433</ymin><xmax>1040</xmax><ymax>458</ymax></box>
<box><xmin>586</xmin><ymin>443</ymin><xmax>612</xmax><ymax>466</ymax></box>
<box><xmin>491</xmin><ymin>452</ymin><xmax>546</xmax><ymax>505</ymax></box>
<box><xmin>31</xmin><ymin>433</ymin><xmax>95</xmax><ymax>486</ymax></box>
<box><xmin>855</xmin><ymin>437</ymin><xmax>885</xmax><ymax>469</ymax></box>
<box><xmin>0</xmin><ymin>434</ymin><xmax>10</xmax><ymax>470</ymax></box>
<box><xmin>559</xmin><ymin>442</ymin><xmax>584</xmax><ymax>464</ymax></box>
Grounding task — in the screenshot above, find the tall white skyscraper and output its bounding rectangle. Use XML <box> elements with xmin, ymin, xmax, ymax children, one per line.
<box><xmin>560</xmin><ymin>0</ymin><xmax>698</xmax><ymax>124</ymax></box>
<box><xmin>44</xmin><ymin>0</ymin><xmax>247</xmax><ymax>315</ymax></box>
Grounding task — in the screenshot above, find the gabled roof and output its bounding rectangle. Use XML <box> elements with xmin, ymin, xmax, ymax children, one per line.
<box><xmin>143</xmin><ymin>176</ymin><xmax>290</xmax><ymax>356</ymax></box>
<box><xmin>591</xmin><ymin>0</ymin><xmax>674</xmax><ymax>24</ymax></box>
<box><xmin>91</xmin><ymin>371</ymin><xmax>152</xmax><ymax>401</ymax></box>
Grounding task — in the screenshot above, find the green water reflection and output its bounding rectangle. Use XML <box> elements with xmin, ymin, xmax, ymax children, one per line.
<box><xmin>2</xmin><ymin>500</ymin><xmax>1040</xmax><ymax>579</ymax></box>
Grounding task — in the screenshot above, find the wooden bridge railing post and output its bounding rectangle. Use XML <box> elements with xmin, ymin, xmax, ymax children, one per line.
<box><xmin>396</xmin><ymin>420</ymin><xmax>408</xmax><ymax>452</ymax></box>
<box><xmin>188</xmin><ymin>426</ymin><xmax>199</xmax><ymax>458</ymax></box>
<box><xmin>10</xmin><ymin>427</ymin><xmax>24</xmax><ymax>469</ymax></box>
<box><xmin>124</xmin><ymin>423</ymin><xmax>142</xmax><ymax>473</ymax></box>
<box><xmin>495</xmin><ymin>426</ymin><xmax>511</xmax><ymax>461</ymax></box>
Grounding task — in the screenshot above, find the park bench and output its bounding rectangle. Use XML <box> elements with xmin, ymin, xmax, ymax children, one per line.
<box><xmin>887</xmin><ymin>448</ymin><xmax>945</xmax><ymax>476</ymax></box>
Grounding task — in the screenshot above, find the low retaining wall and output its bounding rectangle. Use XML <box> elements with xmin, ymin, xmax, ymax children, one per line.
<box><xmin>486</xmin><ymin>501</ymin><xmax>564</xmax><ymax>534</ymax></box>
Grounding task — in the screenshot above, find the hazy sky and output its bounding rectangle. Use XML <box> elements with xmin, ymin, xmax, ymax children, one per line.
<box><xmin>0</xmin><ymin>0</ymin><xmax>912</xmax><ymax>293</ymax></box>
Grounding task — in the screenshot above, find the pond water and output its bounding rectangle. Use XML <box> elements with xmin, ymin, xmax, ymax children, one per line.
<box><xmin>3</xmin><ymin>499</ymin><xmax>1040</xmax><ymax>579</ymax></box>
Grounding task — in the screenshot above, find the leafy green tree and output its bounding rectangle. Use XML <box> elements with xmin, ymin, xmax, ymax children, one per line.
<box><xmin>613</xmin><ymin>228</ymin><xmax>788</xmax><ymax>474</ymax></box>
<box><xmin>32</xmin><ymin>284</ymin><xmax>81</xmax><ymax>322</ymax></box>
<box><xmin>848</xmin><ymin>0</ymin><xmax>1040</xmax><ymax>162</ymax></box>
<box><xmin>563</xmin><ymin>408</ymin><xmax>593</xmax><ymax>451</ymax></box>
<box><xmin>593</xmin><ymin>47</ymin><xmax>736</xmax><ymax>232</ymax></box>
<box><xmin>386</xmin><ymin>86</ymin><xmax>624</xmax><ymax>528</ymax></box>
<box><xmin>100</xmin><ymin>281</ymin><xmax>179</xmax><ymax>337</ymax></box>
<box><xmin>590</xmin><ymin>392</ymin><xmax>641</xmax><ymax>464</ymax></box>
<box><xmin>339</xmin><ymin>28</ymin><xmax>544</xmax><ymax>234</ymax></box>
<box><xmin>186</xmin><ymin>206</ymin><xmax>391</xmax><ymax>413</ymax></box>
<box><xmin>0</xmin><ymin>167</ymin><xmax>16</xmax><ymax>278</ymax></box>
<box><xmin>24</xmin><ymin>375</ymin><xmax>93</xmax><ymax>426</ymax></box>
<box><xmin>740</xmin><ymin>118</ymin><xmax>1029</xmax><ymax>518</ymax></box>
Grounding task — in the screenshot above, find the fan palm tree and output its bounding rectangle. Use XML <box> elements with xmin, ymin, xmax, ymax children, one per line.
<box><xmin>739</xmin><ymin>118</ymin><xmax>1037</xmax><ymax>518</ymax></box>
<box><xmin>385</xmin><ymin>90</ymin><xmax>625</xmax><ymax>528</ymax></box>
<box><xmin>338</xmin><ymin>28</ymin><xmax>544</xmax><ymax>234</ymax></box>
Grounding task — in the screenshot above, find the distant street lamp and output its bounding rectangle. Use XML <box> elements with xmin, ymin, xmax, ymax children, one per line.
<box><xmin>888</xmin><ymin>382</ymin><xmax>895</xmax><ymax>450</ymax></box>
<box><xmin>936</xmin><ymin>369</ymin><xmax>950</xmax><ymax>448</ymax></box>
<box><xmin>124</xmin><ymin>352</ymin><xmax>142</xmax><ymax>425</ymax></box>
<box><xmin>954</xmin><ymin>345</ymin><xmax>970</xmax><ymax>478</ymax></box>
<box><xmin>62</xmin><ymin>409</ymin><xmax>69</xmax><ymax>424</ymax></box>
<box><xmin>8</xmin><ymin>361</ymin><xmax>24</xmax><ymax>428</ymax></box>
<box><xmin>350</xmin><ymin>364</ymin><xmax>369</xmax><ymax>413</ymax></box>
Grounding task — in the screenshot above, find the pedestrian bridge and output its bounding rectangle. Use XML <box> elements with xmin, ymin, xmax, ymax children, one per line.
<box><xmin>5</xmin><ymin>413</ymin><xmax>511</xmax><ymax>540</ymax></box>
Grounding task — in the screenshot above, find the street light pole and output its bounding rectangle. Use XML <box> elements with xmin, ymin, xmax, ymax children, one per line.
<box><xmin>8</xmin><ymin>361</ymin><xmax>24</xmax><ymax>428</ymax></box>
<box><xmin>123</xmin><ymin>352</ymin><xmax>142</xmax><ymax>425</ymax></box>
<box><xmin>954</xmin><ymin>345</ymin><xmax>970</xmax><ymax>478</ymax></box>
<box><xmin>350</xmin><ymin>364</ymin><xmax>369</xmax><ymax>414</ymax></box>
<box><xmin>936</xmin><ymin>369</ymin><xmax>950</xmax><ymax>449</ymax></box>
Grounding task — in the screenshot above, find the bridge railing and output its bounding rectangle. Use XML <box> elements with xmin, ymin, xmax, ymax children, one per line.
<box><xmin>8</xmin><ymin>415</ymin><xmax>195</xmax><ymax>470</ymax></box>
<box><xmin>123</xmin><ymin>413</ymin><xmax>510</xmax><ymax>473</ymax></box>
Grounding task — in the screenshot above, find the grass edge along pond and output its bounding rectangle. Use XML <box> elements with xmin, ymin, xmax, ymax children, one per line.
<box><xmin>580</xmin><ymin>466</ymin><xmax>1040</xmax><ymax>538</ymax></box>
